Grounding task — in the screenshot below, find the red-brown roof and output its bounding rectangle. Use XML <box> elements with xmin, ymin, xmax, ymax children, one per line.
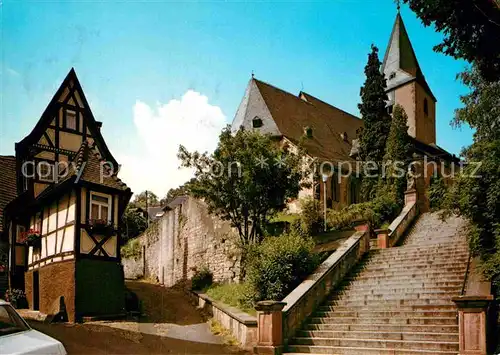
<box><xmin>253</xmin><ymin>79</ymin><xmax>363</xmax><ymax>163</ymax></box>
<box><xmin>0</xmin><ymin>156</ymin><xmax>17</xmax><ymax>232</ymax></box>
<box><xmin>61</xmin><ymin>140</ymin><xmax>129</xmax><ymax>191</ymax></box>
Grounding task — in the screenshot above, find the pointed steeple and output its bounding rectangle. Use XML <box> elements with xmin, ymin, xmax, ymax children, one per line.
<box><xmin>381</xmin><ymin>13</ymin><xmax>435</xmax><ymax>101</ymax></box>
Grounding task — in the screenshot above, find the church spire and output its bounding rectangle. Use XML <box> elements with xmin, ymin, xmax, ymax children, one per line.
<box><xmin>381</xmin><ymin>11</ymin><xmax>435</xmax><ymax>101</ymax></box>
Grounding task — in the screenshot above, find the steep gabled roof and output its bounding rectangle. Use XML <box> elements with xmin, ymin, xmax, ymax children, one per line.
<box><xmin>0</xmin><ymin>156</ymin><xmax>17</xmax><ymax>233</ymax></box>
<box><xmin>249</xmin><ymin>79</ymin><xmax>363</xmax><ymax>162</ymax></box>
<box><xmin>61</xmin><ymin>140</ymin><xmax>129</xmax><ymax>191</ymax></box>
<box><xmin>17</xmin><ymin>68</ymin><xmax>118</xmax><ymax>166</ymax></box>
<box><xmin>382</xmin><ymin>13</ymin><xmax>436</xmax><ymax>101</ymax></box>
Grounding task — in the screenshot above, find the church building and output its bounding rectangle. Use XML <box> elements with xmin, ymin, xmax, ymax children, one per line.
<box><xmin>0</xmin><ymin>69</ymin><xmax>132</xmax><ymax>321</ymax></box>
<box><xmin>231</xmin><ymin>12</ymin><xmax>456</xmax><ymax>212</ymax></box>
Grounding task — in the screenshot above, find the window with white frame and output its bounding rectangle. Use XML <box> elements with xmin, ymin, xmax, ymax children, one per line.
<box><xmin>90</xmin><ymin>192</ymin><xmax>112</xmax><ymax>222</ymax></box>
<box><xmin>38</xmin><ymin>162</ymin><xmax>55</xmax><ymax>182</ymax></box>
<box><xmin>66</xmin><ymin>109</ymin><xmax>77</xmax><ymax>130</ymax></box>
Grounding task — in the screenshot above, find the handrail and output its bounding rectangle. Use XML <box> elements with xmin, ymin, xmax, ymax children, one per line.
<box><xmin>461</xmin><ymin>251</ymin><xmax>472</xmax><ymax>296</ymax></box>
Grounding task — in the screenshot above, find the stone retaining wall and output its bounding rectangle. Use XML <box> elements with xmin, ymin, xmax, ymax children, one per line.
<box><xmin>122</xmin><ymin>197</ymin><xmax>241</xmax><ymax>286</ymax></box>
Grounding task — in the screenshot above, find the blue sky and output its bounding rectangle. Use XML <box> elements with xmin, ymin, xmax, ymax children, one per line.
<box><xmin>1</xmin><ymin>0</ymin><xmax>473</xmax><ymax>196</ymax></box>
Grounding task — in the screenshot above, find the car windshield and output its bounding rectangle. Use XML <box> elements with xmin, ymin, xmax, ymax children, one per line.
<box><xmin>0</xmin><ymin>304</ymin><xmax>30</xmax><ymax>336</ymax></box>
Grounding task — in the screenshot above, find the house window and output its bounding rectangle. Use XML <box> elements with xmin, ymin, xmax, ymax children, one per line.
<box><xmin>252</xmin><ymin>117</ymin><xmax>263</xmax><ymax>128</ymax></box>
<box><xmin>66</xmin><ymin>110</ymin><xmax>77</xmax><ymax>130</ymax></box>
<box><xmin>38</xmin><ymin>162</ymin><xmax>54</xmax><ymax>182</ymax></box>
<box><xmin>424</xmin><ymin>98</ymin><xmax>429</xmax><ymax>116</ymax></box>
<box><xmin>387</xmin><ymin>104</ymin><xmax>394</xmax><ymax>115</ymax></box>
<box><xmin>90</xmin><ymin>192</ymin><xmax>112</xmax><ymax>222</ymax></box>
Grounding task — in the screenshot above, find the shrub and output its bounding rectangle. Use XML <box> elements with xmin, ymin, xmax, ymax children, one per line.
<box><xmin>245</xmin><ymin>233</ymin><xmax>320</xmax><ymax>302</ymax></box>
<box><xmin>121</xmin><ymin>238</ymin><xmax>142</xmax><ymax>259</ymax></box>
<box><xmin>326</xmin><ymin>194</ymin><xmax>400</xmax><ymax>231</ymax></box>
<box><xmin>290</xmin><ymin>198</ymin><xmax>323</xmax><ymax>237</ymax></box>
<box><xmin>191</xmin><ymin>266</ymin><xmax>213</xmax><ymax>290</ymax></box>
<box><xmin>428</xmin><ymin>174</ymin><xmax>447</xmax><ymax>210</ymax></box>
<box><xmin>205</xmin><ymin>283</ymin><xmax>255</xmax><ymax>315</ymax></box>
<box><xmin>5</xmin><ymin>289</ymin><xmax>28</xmax><ymax>309</ymax></box>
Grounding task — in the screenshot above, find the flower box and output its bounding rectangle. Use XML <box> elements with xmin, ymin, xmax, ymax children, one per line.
<box><xmin>87</xmin><ymin>219</ymin><xmax>116</xmax><ymax>237</ymax></box>
<box><xmin>20</xmin><ymin>229</ymin><xmax>41</xmax><ymax>248</ymax></box>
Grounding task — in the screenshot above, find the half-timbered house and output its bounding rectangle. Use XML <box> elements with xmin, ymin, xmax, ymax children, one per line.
<box><xmin>0</xmin><ymin>68</ymin><xmax>132</xmax><ymax>322</ymax></box>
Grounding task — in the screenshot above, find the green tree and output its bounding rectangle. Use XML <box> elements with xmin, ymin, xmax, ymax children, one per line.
<box><xmin>178</xmin><ymin>125</ymin><xmax>308</xmax><ymax>247</ymax></box>
<box><xmin>381</xmin><ymin>104</ymin><xmax>412</xmax><ymax>206</ymax></box>
<box><xmin>358</xmin><ymin>45</ymin><xmax>392</xmax><ymax>199</ymax></box>
<box><xmin>132</xmin><ymin>190</ymin><xmax>159</xmax><ymax>209</ymax></box>
<box><xmin>160</xmin><ymin>178</ymin><xmax>195</xmax><ymax>206</ymax></box>
<box><xmin>444</xmin><ymin>66</ymin><xmax>500</xmax><ymax>283</ymax></box>
<box><xmin>120</xmin><ymin>204</ymin><xmax>148</xmax><ymax>244</ymax></box>
<box><xmin>403</xmin><ymin>0</ymin><xmax>500</xmax><ymax>81</ymax></box>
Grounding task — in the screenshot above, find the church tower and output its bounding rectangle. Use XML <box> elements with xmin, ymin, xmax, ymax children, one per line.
<box><xmin>382</xmin><ymin>12</ymin><xmax>437</xmax><ymax>145</ymax></box>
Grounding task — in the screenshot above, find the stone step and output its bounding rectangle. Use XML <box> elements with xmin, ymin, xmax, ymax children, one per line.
<box><xmin>290</xmin><ymin>338</ymin><xmax>458</xmax><ymax>352</ymax></box>
<box><xmin>332</xmin><ymin>291</ymin><xmax>459</xmax><ymax>301</ymax></box>
<box><xmin>308</xmin><ymin>316</ymin><xmax>457</xmax><ymax>325</ymax></box>
<box><xmin>340</xmin><ymin>285</ymin><xmax>461</xmax><ymax>294</ymax></box>
<box><xmin>369</xmin><ymin>252</ymin><xmax>468</xmax><ymax>260</ymax></box>
<box><xmin>373</xmin><ymin>246</ymin><xmax>468</xmax><ymax>255</ymax></box>
<box><xmin>287</xmin><ymin>344</ymin><xmax>458</xmax><ymax>354</ymax></box>
<box><xmin>342</xmin><ymin>279</ymin><xmax>463</xmax><ymax>288</ymax></box>
<box><xmin>318</xmin><ymin>304</ymin><xmax>458</xmax><ymax>312</ymax></box>
<box><xmin>347</xmin><ymin>271</ymin><xmax>465</xmax><ymax>283</ymax></box>
<box><xmin>303</xmin><ymin>323</ymin><xmax>458</xmax><ymax>333</ymax></box>
<box><xmin>295</xmin><ymin>330</ymin><xmax>458</xmax><ymax>342</ymax></box>
<box><xmin>368</xmin><ymin>256</ymin><xmax>469</xmax><ymax>265</ymax></box>
<box><xmin>358</xmin><ymin>267</ymin><xmax>466</xmax><ymax>277</ymax></box>
<box><xmin>370</xmin><ymin>251</ymin><xmax>469</xmax><ymax>261</ymax></box>
<box><xmin>314</xmin><ymin>310</ymin><xmax>457</xmax><ymax>318</ymax></box>
<box><xmin>328</xmin><ymin>298</ymin><xmax>456</xmax><ymax>307</ymax></box>
<box><xmin>364</xmin><ymin>261</ymin><xmax>468</xmax><ymax>270</ymax></box>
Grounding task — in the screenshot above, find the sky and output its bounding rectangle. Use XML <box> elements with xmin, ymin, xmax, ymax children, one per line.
<box><xmin>0</xmin><ymin>0</ymin><xmax>474</xmax><ymax>197</ymax></box>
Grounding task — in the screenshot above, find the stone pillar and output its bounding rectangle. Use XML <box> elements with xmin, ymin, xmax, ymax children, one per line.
<box><xmin>352</xmin><ymin>219</ymin><xmax>369</xmax><ymax>233</ymax></box>
<box><xmin>452</xmin><ymin>295</ymin><xmax>493</xmax><ymax>355</ymax></box>
<box><xmin>404</xmin><ymin>188</ymin><xmax>417</xmax><ymax>206</ymax></box>
<box><xmin>254</xmin><ymin>301</ymin><xmax>286</xmax><ymax>355</ymax></box>
<box><xmin>375</xmin><ymin>229</ymin><xmax>390</xmax><ymax>249</ymax></box>
<box><xmin>352</xmin><ymin>220</ymin><xmax>370</xmax><ymax>254</ymax></box>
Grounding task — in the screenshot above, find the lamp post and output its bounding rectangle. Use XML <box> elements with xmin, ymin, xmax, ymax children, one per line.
<box><xmin>322</xmin><ymin>174</ymin><xmax>328</xmax><ymax>232</ymax></box>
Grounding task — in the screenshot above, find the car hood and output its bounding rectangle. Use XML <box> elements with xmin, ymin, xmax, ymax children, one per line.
<box><xmin>0</xmin><ymin>329</ymin><xmax>66</xmax><ymax>355</ymax></box>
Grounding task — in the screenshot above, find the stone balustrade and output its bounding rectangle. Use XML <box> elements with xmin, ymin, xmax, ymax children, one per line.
<box><xmin>257</xmin><ymin>224</ymin><xmax>371</xmax><ymax>351</ymax></box>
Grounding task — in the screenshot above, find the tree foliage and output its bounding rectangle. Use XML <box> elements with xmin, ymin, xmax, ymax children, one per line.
<box><xmin>381</xmin><ymin>104</ymin><xmax>412</xmax><ymax>206</ymax></box>
<box><xmin>178</xmin><ymin>125</ymin><xmax>309</xmax><ymax>247</ymax></box>
<box><xmin>358</xmin><ymin>45</ymin><xmax>392</xmax><ymax>199</ymax></box>
<box><xmin>132</xmin><ymin>190</ymin><xmax>159</xmax><ymax>209</ymax></box>
<box><xmin>444</xmin><ymin>66</ymin><xmax>500</xmax><ymax>284</ymax></box>
<box><xmin>160</xmin><ymin>179</ymin><xmax>195</xmax><ymax>206</ymax></box>
<box><xmin>120</xmin><ymin>204</ymin><xmax>148</xmax><ymax>243</ymax></box>
<box><xmin>403</xmin><ymin>0</ymin><xmax>500</xmax><ymax>81</ymax></box>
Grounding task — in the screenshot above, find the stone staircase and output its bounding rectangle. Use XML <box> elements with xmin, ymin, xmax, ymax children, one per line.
<box><xmin>286</xmin><ymin>212</ymin><xmax>469</xmax><ymax>354</ymax></box>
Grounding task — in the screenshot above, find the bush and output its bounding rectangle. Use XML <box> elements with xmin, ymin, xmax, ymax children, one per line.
<box><xmin>428</xmin><ymin>174</ymin><xmax>447</xmax><ymax>210</ymax></box>
<box><xmin>191</xmin><ymin>266</ymin><xmax>213</xmax><ymax>290</ymax></box>
<box><xmin>5</xmin><ymin>289</ymin><xmax>28</xmax><ymax>309</ymax></box>
<box><xmin>121</xmin><ymin>238</ymin><xmax>142</xmax><ymax>259</ymax></box>
<box><xmin>290</xmin><ymin>198</ymin><xmax>323</xmax><ymax>237</ymax></box>
<box><xmin>245</xmin><ymin>233</ymin><xmax>320</xmax><ymax>302</ymax></box>
<box><xmin>326</xmin><ymin>194</ymin><xmax>400</xmax><ymax>231</ymax></box>
<box><xmin>205</xmin><ymin>283</ymin><xmax>255</xmax><ymax>315</ymax></box>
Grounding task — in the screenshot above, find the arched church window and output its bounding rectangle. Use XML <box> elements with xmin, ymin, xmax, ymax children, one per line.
<box><xmin>424</xmin><ymin>98</ymin><xmax>429</xmax><ymax>116</ymax></box>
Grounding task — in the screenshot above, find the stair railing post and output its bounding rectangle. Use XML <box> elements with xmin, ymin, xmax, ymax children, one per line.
<box><xmin>254</xmin><ymin>301</ymin><xmax>287</xmax><ymax>355</ymax></box>
<box><xmin>374</xmin><ymin>228</ymin><xmax>390</xmax><ymax>249</ymax></box>
<box><xmin>452</xmin><ymin>295</ymin><xmax>493</xmax><ymax>355</ymax></box>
